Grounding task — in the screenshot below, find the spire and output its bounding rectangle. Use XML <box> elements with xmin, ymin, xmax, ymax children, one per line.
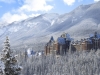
<box><xmin>49</xmin><ymin>36</ymin><xmax>54</xmax><ymax>42</ymax></box>
<box><xmin>94</xmin><ymin>32</ymin><xmax>97</xmax><ymax>38</ymax></box>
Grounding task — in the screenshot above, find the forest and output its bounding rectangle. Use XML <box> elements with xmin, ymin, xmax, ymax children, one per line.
<box><xmin>17</xmin><ymin>49</ymin><xmax>100</xmax><ymax>75</ymax></box>
<box><xmin>1</xmin><ymin>36</ymin><xmax>100</xmax><ymax>75</ymax></box>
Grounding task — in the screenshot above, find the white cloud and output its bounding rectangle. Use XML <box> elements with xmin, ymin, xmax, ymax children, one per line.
<box><xmin>1</xmin><ymin>12</ymin><xmax>40</xmax><ymax>23</ymax></box>
<box><xmin>29</xmin><ymin>14</ymin><xmax>40</xmax><ymax>17</ymax></box>
<box><xmin>19</xmin><ymin>0</ymin><xmax>53</xmax><ymax>12</ymax></box>
<box><xmin>1</xmin><ymin>12</ymin><xmax>28</xmax><ymax>23</ymax></box>
<box><xmin>0</xmin><ymin>0</ymin><xmax>15</xmax><ymax>3</ymax></box>
<box><xmin>94</xmin><ymin>0</ymin><xmax>100</xmax><ymax>2</ymax></box>
<box><xmin>63</xmin><ymin>0</ymin><xmax>75</xmax><ymax>5</ymax></box>
<box><xmin>0</xmin><ymin>0</ymin><xmax>53</xmax><ymax>23</ymax></box>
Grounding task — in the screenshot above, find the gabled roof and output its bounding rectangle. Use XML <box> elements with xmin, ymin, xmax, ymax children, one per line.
<box><xmin>46</xmin><ymin>36</ymin><xmax>55</xmax><ymax>46</ymax></box>
<box><xmin>49</xmin><ymin>36</ymin><xmax>55</xmax><ymax>42</ymax></box>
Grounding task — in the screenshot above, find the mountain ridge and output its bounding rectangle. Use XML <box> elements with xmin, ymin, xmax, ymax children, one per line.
<box><xmin>0</xmin><ymin>2</ymin><xmax>100</xmax><ymax>47</ymax></box>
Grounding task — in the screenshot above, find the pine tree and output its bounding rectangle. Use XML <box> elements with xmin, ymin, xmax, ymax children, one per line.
<box><xmin>0</xmin><ymin>37</ymin><xmax>21</xmax><ymax>75</ymax></box>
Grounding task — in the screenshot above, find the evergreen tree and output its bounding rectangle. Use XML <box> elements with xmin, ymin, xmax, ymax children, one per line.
<box><xmin>0</xmin><ymin>37</ymin><xmax>21</xmax><ymax>75</ymax></box>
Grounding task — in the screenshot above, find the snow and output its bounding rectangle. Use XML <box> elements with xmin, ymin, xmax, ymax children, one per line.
<box><xmin>35</xmin><ymin>52</ymin><xmax>43</xmax><ymax>56</ymax></box>
<box><xmin>97</xmin><ymin>34</ymin><xmax>100</xmax><ymax>38</ymax></box>
<box><xmin>27</xmin><ymin>22</ymin><xmax>38</xmax><ymax>28</ymax></box>
<box><xmin>42</xmin><ymin>13</ymin><xmax>59</xmax><ymax>22</ymax></box>
<box><xmin>27</xmin><ymin>48</ymin><xmax>37</xmax><ymax>57</ymax></box>
<box><xmin>0</xmin><ymin>29</ymin><xmax>4</xmax><ymax>35</ymax></box>
<box><xmin>15</xmin><ymin>55</ymin><xmax>18</xmax><ymax>57</ymax></box>
<box><xmin>65</xmin><ymin>33</ymin><xmax>72</xmax><ymax>40</ymax></box>
<box><xmin>80</xmin><ymin>16</ymin><xmax>82</xmax><ymax>18</ymax></box>
<box><xmin>8</xmin><ymin>26</ymin><xmax>21</xmax><ymax>32</ymax></box>
<box><xmin>0</xmin><ymin>61</ymin><xmax>5</xmax><ymax>73</ymax></box>
<box><xmin>27</xmin><ymin>48</ymin><xmax>32</xmax><ymax>55</ymax></box>
<box><xmin>57</xmin><ymin>37</ymin><xmax>65</xmax><ymax>44</ymax></box>
<box><xmin>89</xmin><ymin>34</ymin><xmax>94</xmax><ymax>38</ymax></box>
<box><xmin>27</xmin><ymin>48</ymin><xmax>43</xmax><ymax>57</ymax></box>
<box><xmin>7</xmin><ymin>58</ymin><xmax>10</xmax><ymax>61</ymax></box>
<box><xmin>51</xmin><ymin>20</ymin><xmax>55</xmax><ymax>26</ymax></box>
<box><xmin>86</xmin><ymin>38</ymin><xmax>92</xmax><ymax>44</ymax></box>
<box><xmin>89</xmin><ymin>33</ymin><xmax>100</xmax><ymax>38</ymax></box>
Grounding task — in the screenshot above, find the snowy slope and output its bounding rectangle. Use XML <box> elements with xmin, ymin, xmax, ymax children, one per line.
<box><xmin>46</xmin><ymin>1</ymin><xmax>100</xmax><ymax>39</ymax></box>
<box><xmin>0</xmin><ymin>13</ymin><xmax>59</xmax><ymax>46</ymax></box>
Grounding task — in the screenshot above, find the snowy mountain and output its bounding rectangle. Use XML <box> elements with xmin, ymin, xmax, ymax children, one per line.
<box><xmin>0</xmin><ymin>13</ymin><xmax>59</xmax><ymax>46</ymax></box>
<box><xmin>0</xmin><ymin>2</ymin><xmax>100</xmax><ymax>47</ymax></box>
<box><xmin>46</xmin><ymin>1</ymin><xmax>100</xmax><ymax>39</ymax></box>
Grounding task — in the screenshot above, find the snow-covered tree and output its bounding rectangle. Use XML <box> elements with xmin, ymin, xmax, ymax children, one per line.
<box><xmin>0</xmin><ymin>66</ymin><xmax>3</xmax><ymax>75</ymax></box>
<box><xmin>0</xmin><ymin>37</ymin><xmax>21</xmax><ymax>75</ymax></box>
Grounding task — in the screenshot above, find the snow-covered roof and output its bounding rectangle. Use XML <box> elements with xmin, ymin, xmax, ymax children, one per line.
<box><xmin>89</xmin><ymin>34</ymin><xmax>94</xmax><ymax>38</ymax></box>
<box><xmin>65</xmin><ymin>34</ymin><xmax>72</xmax><ymax>40</ymax></box>
<box><xmin>89</xmin><ymin>32</ymin><xmax>100</xmax><ymax>39</ymax></box>
<box><xmin>86</xmin><ymin>38</ymin><xmax>92</xmax><ymax>44</ymax></box>
<box><xmin>57</xmin><ymin>37</ymin><xmax>65</xmax><ymax>44</ymax></box>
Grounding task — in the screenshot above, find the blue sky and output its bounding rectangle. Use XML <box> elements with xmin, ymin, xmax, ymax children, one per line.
<box><xmin>0</xmin><ymin>0</ymin><xmax>99</xmax><ymax>23</ymax></box>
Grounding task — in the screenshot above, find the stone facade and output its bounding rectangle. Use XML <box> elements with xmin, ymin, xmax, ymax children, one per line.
<box><xmin>71</xmin><ymin>39</ymin><xmax>92</xmax><ymax>51</ymax></box>
<box><xmin>45</xmin><ymin>33</ymin><xmax>71</xmax><ymax>55</ymax></box>
<box><xmin>71</xmin><ymin>32</ymin><xmax>100</xmax><ymax>51</ymax></box>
